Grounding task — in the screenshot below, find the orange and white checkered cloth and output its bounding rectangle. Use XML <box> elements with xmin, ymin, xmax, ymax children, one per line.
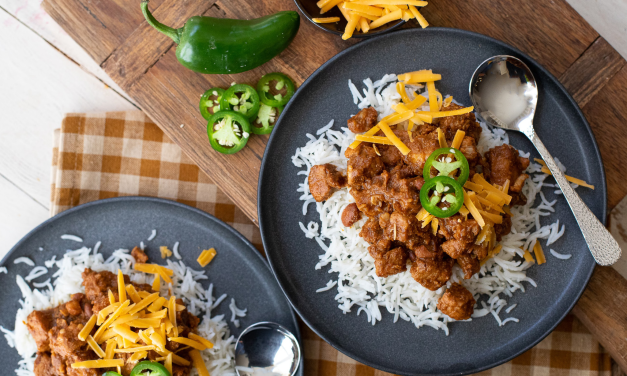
<box><xmin>51</xmin><ymin>111</ymin><xmax>614</xmax><ymax>376</ymax></box>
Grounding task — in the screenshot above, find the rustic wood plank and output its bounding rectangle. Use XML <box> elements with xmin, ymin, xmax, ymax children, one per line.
<box><xmin>127</xmin><ymin>62</ymin><xmax>262</xmax><ymax>223</ymax></box>
<box><xmin>582</xmin><ymin>65</ymin><xmax>627</xmax><ymax>210</ymax></box>
<box><xmin>118</xmin><ymin>0</ymin><xmax>354</xmax><ymax>222</ymax></box>
<box><xmin>572</xmin><ymin>266</ymin><xmax>627</xmax><ymax>373</ymax></box>
<box><xmin>41</xmin><ymin>0</ymin><xmax>120</xmax><ymax>62</ymax></box>
<box><xmin>421</xmin><ymin>0</ymin><xmax>598</xmax><ymax>76</ymax></box>
<box><xmin>102</xmin><ymin>0</ymin><xmax>216</xmax><ymax>90</ymax></box>
<box><xmin>560</xmin><ymin>37</ymin><xmax>626</xmax><ymax>107</ymax></box>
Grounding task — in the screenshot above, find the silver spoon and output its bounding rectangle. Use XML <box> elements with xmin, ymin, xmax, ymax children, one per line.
<box><xmin>469</xmin><ymin>55</ymin><xmax>621</xmax><ymax>266</ymax></box>
<box><xmin>234</xmin><ymin>322</ymin><xmax>301</xmax><ymax>376</ymax></box>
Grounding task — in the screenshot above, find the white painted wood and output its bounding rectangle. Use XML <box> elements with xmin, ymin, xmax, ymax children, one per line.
<box><xmin>565</xmin><ymin>0</ymin><xmax>627</xmax><ymax>60</ymax></box>
<box><xmin>0</xmin><ymin>0</ymin><xmax>135</xmax><ymax>103</ymax></box>
<box><xmin>0</xmin><ymin>174</ymin><xmax>49</xmax><ymax>259</ymax></box>
<box><xmin>609</xmin><ymin>198</ymin><xmax>627</xmax><ymax>280</ymax></box>
<box><xmin>0</xmin><ymin>6</ymin><xmax>136</xmax><ymax>208</ymax></box>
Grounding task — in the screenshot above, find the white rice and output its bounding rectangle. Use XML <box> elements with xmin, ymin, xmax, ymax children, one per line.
<box><xmin>147</xmin><ymin>229</ymin><xmax>157</xmax><ymax>241</ymax></box>
<box><xmin>173</xmin><ymin>242</ymin><xmax>182</xmax><ymax>259</ymax></box>
<box><xmin>1</xmin><ymin>240</ymin><xmax>245</xmax><ymax>376</ymax></box>
<box><xmin>14</xmin><ymin>257</ymin><xmax>34</xmax><ymax>266</ymax></box>
<box><xmin>291</xmin><ymin>74</ymin><xmax>575</xmax><ymax>333</ymax></box>
<box><xmin>60</xmin><ymin>234</ymin><xmax>83</xmax><ymax>242</ymax></box>
<box><xmin>550</xmin><ymin>249</ymin><xmax>572</xmax><ymax>260</ymax></box>
<box><xmin>228</xmin><ymin>299</ymin><xmax>247</xmax><ymax>328</ymax></box>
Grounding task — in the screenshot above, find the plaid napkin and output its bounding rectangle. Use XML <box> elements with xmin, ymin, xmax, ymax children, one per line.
<box><xmin>51</xmin><ymin>111</ymin><xmax>613</xmax><ymax>376</ymax></box>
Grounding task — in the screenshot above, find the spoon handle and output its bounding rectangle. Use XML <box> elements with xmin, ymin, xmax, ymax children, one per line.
<box><xmin>527</xmin><ymin>133</ymin><xmax>621</xmax><ymax>265</ymax></box>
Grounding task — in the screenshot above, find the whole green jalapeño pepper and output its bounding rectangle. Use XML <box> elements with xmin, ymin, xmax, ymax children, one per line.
<box><xmin>130</xmin><ymin>361</ymin><xmax>170</xmax><ymax>376</ymax></box>
<box><xmin>420</xmin><ymin>176</ymin><xmax>464</xmax><ymax>218</ymax></box>
<box><xmin>141</xmin><ymin>1</ymin><xmax>300</xmax><ymax>74</ymax></box>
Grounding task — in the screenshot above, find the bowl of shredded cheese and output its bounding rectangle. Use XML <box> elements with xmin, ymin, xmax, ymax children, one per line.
<box><xmin>294</xmin><ymin>0</ymin><xmax>429</xmax><ymax>40</ymax></box>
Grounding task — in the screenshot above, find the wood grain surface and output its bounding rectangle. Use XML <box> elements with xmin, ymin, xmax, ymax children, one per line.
<box><xmin>39</xmin><ymin>0</ymin><xmax>627</xmax><ymax>371</ymax></box>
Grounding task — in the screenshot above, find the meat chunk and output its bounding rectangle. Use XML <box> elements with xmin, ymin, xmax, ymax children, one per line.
<box><xmin>437</xmin><ymin>283</ymin><xmax>475</xmax><ymax>320</ymax></box>
<box><xmin>34</xmin><ymin>353</ymin><xmax>55</xmax><ymax>376</ymax></box>
<box><xmin>436</xmin><ymin>103</ymin><xmax>482</xmax><ymax>142</ymax></box>
<box><xmin>368</xmin><ymin>238</ymin><xmax>391</xmax><ymax>259</ymax></box>
<box><xmin>341</xmin><ymin>203</ymin><xmax>362</xmax><ymax>227</ymax></box>
<box><xmin>131</xmin><ymin>246</ymin><xmax>149</xmax><ymax>263</ymax></box>
<box><xmin>347</xmin><ymin>107</ymin><xmax>378</xmax><ymax>133</ymax></box>
<box><xmin>26</xmin><ymin>293</ymin><xmax>91</xmax><ymax>353</ymax></box>
<box><xmin>27</xmin><ymin>310</ymin><xmax>54</xmax><ymax>352</ymax></box>
<box><xmin>410</xmin><ymin>256</ymin><xmax>454</xmax><ymax>291</ymax></box>
<box><xmin>375</xmin><ymin>247</ymin><xmax>409</xmax><ymax>277</ymax></box>
<box><xmin>397</xmin><ymin>130</ymin><xmax>440</xmax><ymax>175</ymax></box>
<box><xmin>359</xmin><ymin>217</ymin><xmax>383</xmax><ymax>244</ymax></box>
<box><xmin>438</xmin><ymin>216</ymin><xmax>481</xmax><ymax>259</ymax></box>
<box><xmin>377</xmin><ymin>144</ymin><xmax>403</xmax><ymax>167</ymax></box>
<box><xmin>459</xmin><ymin>136</ymin><xmax>481</xmax><ymax>173</ymax></box>
<box><xmin>494</xmin><ymin>214</ymin><xmax>512</xmax><ymax>241</ymax></box>
<box><xmin>457</xmin><ymin>254</ymin><xmax>480</xmax><ymax>279</ymax></box>
<box><xmin>345</xmin><ymin>143</ymin><xmax>384</xmax><ymax>189</ymax></box>
<box><xmin>485</xmin><ymin>144</ymin><xmax>530</xmax><ymax>193</ymax></box>
<box><xmin>308</xmin><ymin>164</ymin><xmax>347</xmax><ymax>202</ymax></box>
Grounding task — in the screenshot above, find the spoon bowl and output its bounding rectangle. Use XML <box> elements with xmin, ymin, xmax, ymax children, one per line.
<box><xmin>234</xmin><ymin>322</ymin><xmax>301</xmax><ymax>376</ymax></box>
<box><xmin>469</xmin><ymin>55</ymin><xmax>538</xmax><ymax>132</ymax></box>
<box><xmin>469</xmin><ymin>55</ymin><xmax>621</xmax><ymax>266</ymax></box>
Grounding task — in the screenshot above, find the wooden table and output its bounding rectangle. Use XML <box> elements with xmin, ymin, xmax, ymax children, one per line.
<box><xmin>1</xmin><ymin>0</ymin><xmax>626</xmax><ymax>373</ymax></box>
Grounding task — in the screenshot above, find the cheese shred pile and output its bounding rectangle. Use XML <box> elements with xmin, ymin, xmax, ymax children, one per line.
<box><xmin>349</xmin><ymin>70</ymin><xmax>473</xmax><ymax>155</ymax></box>
<box><xmin>315</xmin><ymin>0</ymin><xmax>430</xmax><ymax>40</ymax></box>
<box><xmin>71</xmin><ymin>267</ymin><xmax>212</xmax><ymax>375</ymax></box>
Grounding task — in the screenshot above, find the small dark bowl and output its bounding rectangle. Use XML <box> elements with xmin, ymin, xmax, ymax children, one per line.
<box><xmin>294</xmin><ymin>0</ymin><xmax>405</xmax><ymax>38</ymax></box>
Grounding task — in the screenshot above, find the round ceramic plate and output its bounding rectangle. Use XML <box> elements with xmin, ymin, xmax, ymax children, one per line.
<box><xmin>0</xmin><ymin>197</ymin><xmax>303</xmax><ymax>375</ymax></box>
<box><xmin>258</xmin><ymin>28</ymin><xmax>605</xmax><ymax>375</ymax></box>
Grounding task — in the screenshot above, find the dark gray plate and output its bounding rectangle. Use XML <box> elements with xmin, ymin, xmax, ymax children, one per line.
<box><xmin>0</xmin><ymin>197</ymin><xmax>303</xmax><ymax>375</ymax></box>
<box><xmin>258</xmin><ymin>28</ymin><xmax>605</xmax><ymax>375</ymax></box>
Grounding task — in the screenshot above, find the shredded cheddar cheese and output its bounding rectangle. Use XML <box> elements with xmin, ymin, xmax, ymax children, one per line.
<box><xmin>152</xmin><ymin>274</ymin><xmax>161</xmax><ymax>292</ymax></box>
<box><xmin>450</xmin><ymin>130</ymin><xmax>465</xmax><ymax>149</ymax></box>
<box><xmin>369</xmin><ymin>9</ymin><xmax>403</xmax><ymax>29</ymax></box>
<box><xmin>355</xmin><ymin>135</ymin><xmax>394</xmax><ymax>145</ymax></box>
<box><xmin>190</xmin><ymin>350</ymin><xmax>211</xmax><ymax>376</ymax></box>
<box><xmin>533</xmin><ymin>241</ymin><xmax>546</xmax><ymax>265</ymax></box>
<box><xmin>408</xmin><ymin>5</ymin><xmax>428</xmax><ymax>27</ymax></box>
<box><xmin>378</xmin><ymin>121</ymin><xmax>410</xmax><ymax>155</ymax></box>
<box><xmin>418</xmin><ymin>106</ymin><xmax>474</xmax><ymax>118</ymax></box>
<box><xmin>73</xmin><ymin>267</ymin><xmax>214</xmax><ymax>373</ymax></box>
<box><xmin>87</xmin><ymin>336</ymin><xmax>106</xmax><ymax>358</ymax></box>
<box><xmin>353</xmin><ymin>0</ymin><xmax>428</xmax><ymax>5</ymax></box>
<box><xmin>197</xmin><ymin>248</ymin><xmax>217</xmax><ymax>267</ymax></box>
<box><xmin>398</xmin><ymin>70</ymin><xmax>441</xmax><ymax>83</ymax></box>
<box><xmin>71</xmin><ymin>359</ymin><xmax>124</xmax><ymax>369</ymax></box>
<box><xmin>523</xmin><ymin>250</ymin><xmax>535</xmax><ymax>263</ymax></box>
<box><xmin>312</xmin><ymin>17</ymin><xmax>341</xmax><ymax>23</ymax></box>
<box><xmin>342</xmin><ymin>12</ymin><xmax>361</xmax><ymax>40</ymax></box>
<box><xmin>78</xmin><ymin>314</ymin><xmax>97</xmax><ymax>341</ymax></box>
<box><xmin>437</xmin><ymin>127</ymin><xmax>447</xmax><ymax>148</ymax></box>
<box><xmin>463</xmin><ymin>191</ymin><xmax>485</xmax><ymax>227</ymax></box>
<box><xmin>426</xmin><ymin>81</ymin><xmax>439</xmax><ymax>112</ymax></box>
